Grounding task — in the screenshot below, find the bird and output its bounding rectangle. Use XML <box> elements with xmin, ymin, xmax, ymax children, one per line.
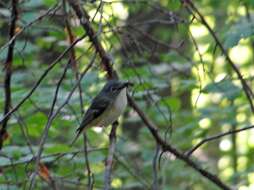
<box><xmin>70</xmin><ymin>80</ymin><xmax>132</xmax><ymax>145</ymax></box>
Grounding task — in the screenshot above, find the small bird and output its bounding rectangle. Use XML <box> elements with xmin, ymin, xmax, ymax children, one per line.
<box><xmin>71</xmin><ymin>80</ymin><xmax>132</xmax><ymax>145</ymax></box>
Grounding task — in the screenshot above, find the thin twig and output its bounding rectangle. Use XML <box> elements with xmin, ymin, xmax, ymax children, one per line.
<box><xmin>0</xmin><ymin>35</ymin><xmax>86</xmax><ymax>126</ymax></box>
<box><xmin>28</xmin><ymin>53</ymin><xmax>96</xmax><ymax>189</ymax></box>
<box><xmin>0</xmin><ymin>4</ymin><xmax>60</xmax><ymax>53</ymax></box>
<box><xmin>83</xmin><ymin>134</ymin><xmax>94</xmax><ymax>190</ymax></box>
<box><xmin>152</xmin><ymin>144</ymin><xmax>160</xmax><ymax>190</ymax></box>
<box><xmin>127</xmin><ymin>95</ymin><xmax>232</xmax><ymax>190</ymax></box>
<box><xmin>184</xmin><ymin>0</ymin><xmax>254</xmax><ymax>112</ymax></box>
<box><xmin>186</xmin><ymin>125</ymin><xmax>254</xmax><ymax>157</ymax></box>
<box><xmin>29</xmin><ymin>58</ymin><xmax>72</xmax><ymax>190</ymax></box>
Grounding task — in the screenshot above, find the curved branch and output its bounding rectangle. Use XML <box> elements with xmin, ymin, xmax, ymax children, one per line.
<box><xmin>186</xmin><ymin>125</ymin><xmax>254</xmax><ymax>157</ymax></box>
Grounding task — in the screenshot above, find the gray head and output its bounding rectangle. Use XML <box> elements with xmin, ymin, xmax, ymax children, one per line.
<box><xmin>100</xmin><ymin>80</ymin><xmax>132</xmax><ymax>95</ymax></box>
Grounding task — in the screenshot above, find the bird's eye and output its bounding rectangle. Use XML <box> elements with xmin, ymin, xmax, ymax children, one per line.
<box><xmin>110</xmin><ymin>86</ymin><xmax>118</xmax><ymax>92</ymax></box>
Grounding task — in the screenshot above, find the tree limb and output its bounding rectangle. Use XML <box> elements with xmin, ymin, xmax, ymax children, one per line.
<box><xmin>0</xmin><ymin>0</ymin><xmax>19</xmax><ymax>149</ymax></box>
<box><xmin>68</xmin><ymin>1</ymin><xmax>232</xmax><ymax>189</ymax></box>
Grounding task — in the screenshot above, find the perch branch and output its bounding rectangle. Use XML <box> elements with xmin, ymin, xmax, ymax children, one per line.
<box><xmin>104</xmin><ymin>122</ymin><xmax>118</xmax><ymax>190</ymax></box>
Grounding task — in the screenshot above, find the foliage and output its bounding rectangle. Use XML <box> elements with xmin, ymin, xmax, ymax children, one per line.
<box><xmin>0</xmin><ymin>0</ymin><xmax>254</xmax><ymax>189</ymax></box>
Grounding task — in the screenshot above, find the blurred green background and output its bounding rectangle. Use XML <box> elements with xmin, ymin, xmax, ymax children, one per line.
<box><xmin>1</xmin><ymin>0</ymin><xmax>254</xmax><ymax>189</ymax></box>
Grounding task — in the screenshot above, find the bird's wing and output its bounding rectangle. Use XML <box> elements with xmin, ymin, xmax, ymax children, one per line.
<box><xmin>79</xmin><ymin>96</ymin><xmax>112</xmax><ymax>128</ymax></box>
<box><xmin>70</xmin><ymin>95</ymin><xmax>112</xmax><ymax>146</ymax></box>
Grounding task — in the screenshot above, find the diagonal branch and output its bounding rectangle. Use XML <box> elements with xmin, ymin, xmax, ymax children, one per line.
<box><xmin>0</xmin><ymin>0</ymin><xmax>19</xmax><ymax>149</ymax></box>
<box><xmin>67</xmin><ymin>0</ymin><xmax>116</xmax><ymax>79</ymax></box>
<box><xmin>63</xmin><ymin>1</ymin><xmax>94</xmax><ymax>187</ymax></box>
<box><xmin>0</xmin><ymin>4</ymin><xmax>60</xmax><ymax>53</ymax></box>
<box><xmin>67</xmin><ymin>1</ymin><xmax>232</xmax><ymax>189</ymax></box>
<box><xmin>127</xmin><ymin>95</ymin><xmax>232</xmax><ymax>190</ymax></box>
<box><xmin>0</xmin><ymin>35</ymin><xmax>86</xmax><ymax>126</ymax></box>
<box><xmin>183</xmin><ymin>0</ymin><xmax>254</xmax><ymax>113</ymax></box>
<box><xmin>28</xmin><ymin>53</ymin><xmax>96</xmax><ymax>189</ymax></box>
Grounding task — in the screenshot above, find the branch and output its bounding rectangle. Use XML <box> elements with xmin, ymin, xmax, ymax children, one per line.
<box><xmin>0</xmin><ymin>0</ymin><xmax>19</xmax><ymax>149</ymax></box>
<box><xmin>184</xmin><ymin>0</ymin><xmax>254</xmax><ymax>113</ymax></box>
<box><xmin>83</xmin><ymin>134</ymin><xmax>94</xmax><ymax>190</ymax></box>
<box><xmin>28</xmin><ymin>53</ymin><xmax>96</xmax><ymax>189</ymax></box>
<box><xmin>67</xmin><ymin>0</ymin><xmax>116</xmax><ymax>79</ymax></box>
<box><xmin>127</xmin><ymin>95</ymin><xmax>232</xmax><ymax>190</ymax></box>
<box><xmin>63</xmin><ymin>1</ymin><xmax>94</xmax><ymax>187</ymax></box>
<box><xmin>29</xmin><ymin>56</ymin><xmax>71</xmax><ymax>190</ymax></box>
<box><xmin>152</xmin><ymin>144</ymin><xmax>160</xmax><ymax>190</ymax></box>
<box><xmin>104</xmin><ymin>122</ymin><xmax>118</xmax><ymax>190</ymax></box>
<box><xmin>0</xmin><ymin>4</ymin><xmax>60</xmax><ymax>53</ymax></box>
<box><xmin>68</xmin><ymin>1</ymin><xmax>232</xmax><ymax>189</ymax></box>
<box><xmin>186</xmin><ymin>125</ymin><xmax>254</xmax><ymax>157</ymax></box>
<box><xmin>0</xmin><ymin>35</ymin><xmax>86</xmax><ymax>126</ymax></box>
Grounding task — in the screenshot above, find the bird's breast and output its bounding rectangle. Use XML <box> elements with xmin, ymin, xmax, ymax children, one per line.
<box><xmin>113</xmin><ymin>87</ymin><xmax>127</xmax><ymax>112</ymax></box>
<box><xmin>97</xmin><ymin>88</ymin><xmax>127</xmax><ymax>127</ymax></box>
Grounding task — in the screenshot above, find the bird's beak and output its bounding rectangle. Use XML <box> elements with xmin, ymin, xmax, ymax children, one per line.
<box><xmin>119</xmin><ymin>81</ymin><xmax>134</xmax><ymax>90</ymax></box>
<box><xmin>124</xmin><ymin>81</ymin><xmax>134</xmax><ymax>87</ymax></box>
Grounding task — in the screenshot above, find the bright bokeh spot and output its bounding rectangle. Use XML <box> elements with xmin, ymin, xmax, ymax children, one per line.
<box><xmin>239</xmin><ymin>186</ymin><xmax>249</xmax><ymax>190</ymax></box>
<box><xmin>199</xmin><ymin>118</ymin><xmax>211</xmax><ymax>129</ymax></box>
<box><xmin>214</xmin><ymin>73</ymin><xmax>227</xmax><ymax>82</ymax></box>
<box><xmin>237</xmin><ymin>131</ymin><xmax>248</xmax><ymax>154</ymax></box>
<box><xmin>191</xmin><ymin>90</ymin><xmax>209</xmax><ymax>108</ymax></box>
<box><xmin>111</xmin><ymin>2</ymin><xmax>128</xmax><ymax>20</ymax></box>
<box><xmin>229</xmin><ymin>45</ymin><xmax>252</xmax><ymax>65</ymax></box>
<box><xmin>218</xmin><ymin>156</ymin><xmax>230</xmax><ymax>169</ymax></box>
<box><xmin>248</xmin><ymin>130</ymin><xmax>254</xmax><ymax>147</ymax></box>
<box><xmin>92</xmin><ymin>127</ymin><xmax>103</xmax><ymax>133</ymax></box>
<box><xmin>111</xmin><ymin>178</ymin><xmax>122</xmax><ymax>188</ymax></box>
<box><xmin>237</xmin><ymin>156</ymin><xmax>248</xmax><ymax>171</ymax></box>
<box><xmin>190</xmin><ymin>24</ymin><xmax>209</xmax><ymax>38</ymax></box>
<box><xmin>190</xmin><ymin>16</ymin><xmax>214</xmax><ymax>38</ymax></box>
<box><xmin>221</xmin><ymin>168</ymin><xmax>233</xmax><ymax>180</ymax></box>
<box><xmin>248</xmin><ymin>173</ymin><xmax>254</xmax><ymax>184</ymax></box>
<box><xmin>236</xmin><ymin>113</ymin><xmax>246</xmax><ymax>123</ymax></box>
<box><xmin>219</xmin><ymin>139</ymin><xmax>232</xmax><ymax>151</ymax></box>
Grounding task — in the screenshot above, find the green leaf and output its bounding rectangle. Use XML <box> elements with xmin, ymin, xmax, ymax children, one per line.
<box><xmin>224</xmin><ymin>17</ymin><xmax>254</xmax><ymax>48</ymax></box>
<box><xmin>160</xmin><ymin>96</ymin><xmax>181</xmax><ymax>111</ymax></box>
<box><xmin>167</xmin><ymin>0</ymin><xmax>181</xmax><ymax>11</ymax></box>
<box><xmin>203</xmin><ymin>79</ymin><xmax>241</xmax><ymax>100</ymax></box>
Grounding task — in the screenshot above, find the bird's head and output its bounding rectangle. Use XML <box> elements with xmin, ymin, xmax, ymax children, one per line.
<box><xmin>102</xmin><ymin>80</ymin><xmax>133</xmax><ymax>95</ymax></box>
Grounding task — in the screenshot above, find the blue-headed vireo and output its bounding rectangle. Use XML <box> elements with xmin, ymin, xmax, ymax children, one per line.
<box><xmin>71</xmin><ymin>80</ymin><xmax>132</xmax><ymax>145</ymax></box>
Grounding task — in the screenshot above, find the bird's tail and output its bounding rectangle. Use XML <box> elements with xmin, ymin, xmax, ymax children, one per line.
<box><xmin>69</xmin><ymin>128</ymin><xmax>83</xmax><ymax>147</ymax></box>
